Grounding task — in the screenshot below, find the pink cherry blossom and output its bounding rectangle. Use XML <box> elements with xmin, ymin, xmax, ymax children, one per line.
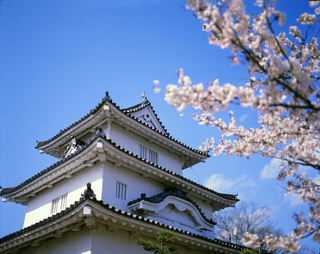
<box><xmin>156</xmin><ymin>0</ymin><xmax>320</xmax><ymax>251</ymax></box>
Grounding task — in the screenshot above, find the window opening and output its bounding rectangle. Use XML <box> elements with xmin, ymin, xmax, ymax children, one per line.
<box><xmin>116</xmin><ymin>182</ymin><xmax>127</xmax><ymax>200</ymax></box>
<box><xmin>51</xmin><ymin>193</ymin><xmax>68</xmax><ymax>214</ymax></box>
<box><xmin>140</xmin><ymin>145</ymin><xmax>158</xmax><ymax>164</ymax></box>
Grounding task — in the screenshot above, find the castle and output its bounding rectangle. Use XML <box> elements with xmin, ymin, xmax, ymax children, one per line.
<box><xmin>0</xmin><ymin>92</ymin><xmax>244</xmax><ymax>253</ymax></box>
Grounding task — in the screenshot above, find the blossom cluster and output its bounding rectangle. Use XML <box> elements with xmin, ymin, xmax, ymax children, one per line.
<box><xmin>156</xmin><ymin>0</ymin><xmax>320</xmax><ymax>251</ymax></box>
<box><xmin>242</xmin><ymin>232</ymin><xmax>301</xmax><ymax>252</ymax></box>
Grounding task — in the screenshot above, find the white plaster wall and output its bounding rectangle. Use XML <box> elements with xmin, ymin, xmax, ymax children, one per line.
<box><xmin>92</xmin><ymin>225</ymin><xmax>144</xmax><ymax>254</ymax></box>
<box><xmin>110</xmin><ymin>122</ymin><xmax>184</xmax><ymax>175</ymax></box>
<box><xmin>101</xmin><ymin>161</ymin><xmax>166</xmax><ymax>211</ymax></box>
<box><xmin>92</xmin><ymin>224</ymin><xmax>209</xmax><ymax>254</ymax></box>
<box><xmin>20</xmin><ymin>229</ymin><xmax>92</xmax><ymax>254</ymax></box>
<box><xmin>188</xmin><ymin>195</ymin><xmax>215</xmax><ymax>220</ymax></box>
<box><xmin>17</xmin><ymin>223</ymin><xmax>215</xmax><ymax>254</ymax></box>
<box><xmin>23</xmin><ymin>164</ymin><xmax>104</xmax><ymax>228</ymax></box>
<box><xmin>59</xmin><ymin>113</ymin><xmax>188</xmax><ymax>175</ymax></box>
<box><xmin>100</xmin><ymin>161</ymin><xmax>215</xmax><ymax>238</ymax></box>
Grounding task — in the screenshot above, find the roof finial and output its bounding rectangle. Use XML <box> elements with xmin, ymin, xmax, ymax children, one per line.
<box><xmin>95</xmin><ymin>125</ymin><xmax>106</xmax><ymax>138</ymax></box>
<box><xmin>82</xmin><ymin>182</ymin><xmax>96</xmax><ymax>199</ymax></box>
<box><xmin>140</xmin><ymin>91</ymin><xmax>147</xmax><ymax>103</ymax></box>
<box><xmin>103</xmin><ymin>91</ymin><xmax>111</xmax><ymax>101</ymax></box>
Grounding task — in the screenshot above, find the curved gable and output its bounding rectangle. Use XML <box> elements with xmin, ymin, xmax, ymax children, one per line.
<box><xmin>129</xmin><ymin>196</ymin><xmax>215</xmax><ymax>231</ymax></box>
<box><xmin>128</xmin><ymin>187</ymin><xmax>216</xmax><ymax>235</ymax></box>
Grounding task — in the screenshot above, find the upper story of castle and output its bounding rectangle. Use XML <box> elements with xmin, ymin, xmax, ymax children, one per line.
<box><xmin>35</xmin><ymin>92</ymin><xmax>209</xmax><ymax>175</ymax></box>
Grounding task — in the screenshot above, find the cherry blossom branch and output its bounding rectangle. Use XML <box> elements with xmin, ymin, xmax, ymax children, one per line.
<box><xmin>156</xmin><ymin>0</ymin><xmax>320</xmax><ymax>251</ymax></box>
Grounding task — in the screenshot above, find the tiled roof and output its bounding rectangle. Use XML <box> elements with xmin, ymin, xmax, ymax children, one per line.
<box><xmin>128</xmin><ymin>186</ymin><xmax>216</xmax><ymax>225</ymax></box>
<box><xmin>35</xmin><ymin>92</ymin><xmax>112</xmax><ymax>149</ymax></box>
<box><xmin>0</xmin><ymin>198</ymin><xmax>82</xmax><ymax>244</ymax></box>
<box><xmin>1</xmin><ymin>134</ymin><xmax>103</xmax><ymax>196</ymax></box>
<box><xmin>0</xmin><ymin>196</ymin><xmax>246</xmax><ymax>252</ymax></box>
<box><xmin>122</xmin><ymin>98</ymin><xmax>168</xmax><ymax>134</ymax></box>
<box><xmin>1</xmin><ymin>136</ymin><xmax>238</xmax><ymax>202</ymax></box>
<box><xmin>35</xmin><ymin>92</ymin><xmax>208</xmax><ymax>160</ymax></box>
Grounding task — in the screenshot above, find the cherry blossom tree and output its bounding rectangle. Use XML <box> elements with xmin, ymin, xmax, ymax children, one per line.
<box><xmin>154</xmin><ymin>0</ymin><xmax>320</xmax><ymax>252</ymax></box>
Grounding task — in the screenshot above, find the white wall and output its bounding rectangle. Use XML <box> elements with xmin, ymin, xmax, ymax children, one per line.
<box><xmin>109</xmin><ymin>122</ymin><xmax>184</xmax><ymax>175</ymax></box>
<box><xmin>101</xmin><ymin>161</ymin><xmax>166</xmax><ymax>211</ymax></box>
<box><xmin>91</xmin><ymin>224</ymin><xmax>210</xmax><ymax>254</ymax></box>
<box><xmin>100</xmin><ymin>160</ymin><xmax>216</xmax><ymax>240</ymax></box>
<box><xmin>187</xmin><ymin>195</ymin><xmax>214</xmax><ymax>220</ymax></box>
<box><xmin>69</xmin><ymin>120</ymin><xmax>185</xmax><ymax>175</ymax></box>
<box><xmin>19</xmin><ymin>224</ymin><xmax>211</xmax><ymax>254</ymax></box>
<box><xmin>20</xmin><ymin>229</ymin><xmax>92</xmax><ymax>254</ymax></box>
<box><xmin>23</xmin><ymin>164</ymin><xmax>104</xmax><ymax>228</ymax></box>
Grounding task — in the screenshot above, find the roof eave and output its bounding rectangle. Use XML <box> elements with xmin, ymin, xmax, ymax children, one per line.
<box><xmin>36</xmin><ymin>104</ymin><xmax>111</xmax><ymax>157</ymax></box>
<box><xmin>1</xmin><ymin>138</ymin><xmax>105</xmax><ymax>204</ymax></box>
<box><xmin>0</xmin><ymin>198</ymin><xmax>245</xmax><ymax>254</ymax></box>
<box><xmin>35</xmin><ymin>95</ymin><xmax>208</xmax><ymax>162</ymax></box>
<box><xmin>2</xmin><ymin>137</ymin><xmax>237</xmax><ymax>207</ymax></box>
<box><xmin>112</xmin><ymin>110</ymin><xmax>209</xmax><ymax>165</ymax></box>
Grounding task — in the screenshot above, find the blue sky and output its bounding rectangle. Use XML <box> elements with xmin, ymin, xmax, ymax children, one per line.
<box><xmin>0</xmin><ymin>0</ymin><xmax>318</xmax><ymax>250</ymax></box>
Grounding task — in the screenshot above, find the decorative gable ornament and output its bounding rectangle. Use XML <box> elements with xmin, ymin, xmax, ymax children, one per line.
<box><xmin>63</xmin><ymin>137</ymin><xmax>85</xmax><ymax>158</ymax></box>
<box><xmin>128</xmin><ymin>186</ymin><xmax>216</xmax><ymax>237</ymax></box>
<box><xmin>122</xmin><ymin>92</ymin><xmax>166</xmax><ymax>134</ymax></box>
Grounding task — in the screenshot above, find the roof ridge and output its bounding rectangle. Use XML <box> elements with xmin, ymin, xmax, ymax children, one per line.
<box><xmin>122</xmin><ymin>98</ymin><xmax>151</xmax><ymax>112</ymax></box>
<box><xmin>34</xmin><ymin>92</ymin><xmax>208</xmax><ymax>159</ymax></box>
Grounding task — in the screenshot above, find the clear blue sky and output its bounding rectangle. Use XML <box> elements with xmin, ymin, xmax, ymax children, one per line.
<box><xmin>0</xmin><ymin>0</ymin><xmax>318</xmax><ymax>250</ymax></box>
